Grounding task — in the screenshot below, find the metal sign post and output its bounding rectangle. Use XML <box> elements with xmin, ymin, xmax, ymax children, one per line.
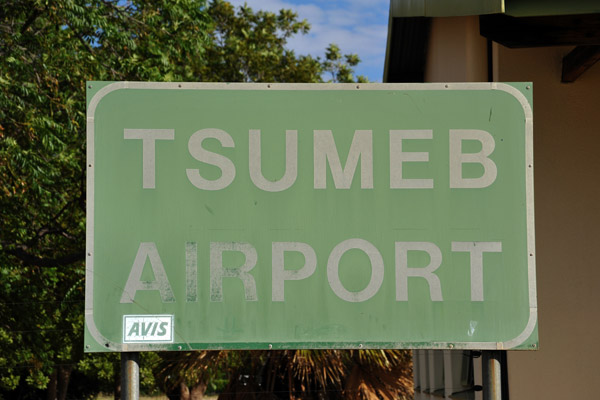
<box><xmin>482</xmin><ymin>350</ymin><xmax>502</xmax><ymax>400</ymax></box>
<box><xmin>121</xmin><ymin>352</ymin><xmax>140</xmax><ymax>400</ymax></box>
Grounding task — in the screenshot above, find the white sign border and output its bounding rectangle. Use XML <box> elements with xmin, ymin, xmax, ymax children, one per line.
<box><xmin>85</xmin><ymin>82</ymin><xmax>536</xmax><ymax>352</ymax></box>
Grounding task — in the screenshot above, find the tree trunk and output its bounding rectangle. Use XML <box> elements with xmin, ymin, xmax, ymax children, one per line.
<box><xmin>57</xmin><ymin>366</ymin><xmax>72</xmax><ymax>400</ymax></box>
<box><xmin>46</xmin><ymin>369</ymin><xmax>58</xmax><ymax>400</ymax></box>
<box><xmin>180</xmin><ymin>381</ymin><xmax>191</xmax><ymax>400</ymax></box>
<box><xmin>114</xmin><ymin>360</ymin><xmax>121</xmax><ymax>400</ymax></box>
<box><xmin>190</xmin><ymin>382</ymin><xmax>207</xmax><ymax>400</ymax></box>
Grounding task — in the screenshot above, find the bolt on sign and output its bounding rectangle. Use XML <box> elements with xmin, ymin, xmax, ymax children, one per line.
<box><xmin>85</xmin><ymin>82</ymin><xmax>537</xmax><ymax>352</ymax></box>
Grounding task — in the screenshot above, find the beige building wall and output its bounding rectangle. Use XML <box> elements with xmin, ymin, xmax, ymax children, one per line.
<box><xmin>495</xmin><ymin>44</ymin><xmax>600</xmax><ymax>400</ymax></box>
<box><xmin>423</xmin><ymin>16</ymin><xmax>600</xmax><ymax>399</ymax></box>
<box><xmin>425</xmin><ymin>16</ymin><xmax>488</xmax><ymax>82</ymax></box>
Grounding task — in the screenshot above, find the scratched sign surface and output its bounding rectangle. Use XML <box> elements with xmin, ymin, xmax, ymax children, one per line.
<box><xmin>85</xmin><ymin>82</ymin><xmax>537</xmax><ymax>352</ymax></box>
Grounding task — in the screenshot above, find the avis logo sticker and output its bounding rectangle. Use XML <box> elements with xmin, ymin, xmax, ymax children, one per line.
<box><xmin>123</xmin><ymin>315</ymin><xmax>173</xmax><ymax>343</ymax></box>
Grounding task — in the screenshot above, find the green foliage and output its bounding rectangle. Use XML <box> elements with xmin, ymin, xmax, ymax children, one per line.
<box><xmin>156</xmin><ymin>351</ymin><xmax>233</xmax><ymax>397</ymax></box>
<box><xmin>76</xmin><ymin>351</ymin><xmax>161</xmax><ymax>395</ymax></box>
<box><xmin>0</xmin><ymin>0</ymin><xmax>209</xmax><ymax>397</ymax></box>
<box><xmin>199</xmin><ymin>0</ymin><xmax>323</xmax><ymax>82</ymax></box>
<box><xmin>0</xmin><ymin>0</ymin><xmax>368</xmax><ymax>398</ymax></box>
<box><xmin>323</xmin><ymin>44</ymin><xmax>369</xmax><ymax>83</ymax></box>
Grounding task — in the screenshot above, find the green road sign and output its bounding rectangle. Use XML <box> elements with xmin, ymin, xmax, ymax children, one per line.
<box><xmin>85</xmin><ymin>82</ymin><xmax>537</xmax><ymax>352</ymax></box>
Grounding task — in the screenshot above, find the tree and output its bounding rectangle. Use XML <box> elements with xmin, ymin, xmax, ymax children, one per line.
<box><xmin>1</xmin><ymin>1</ymin><xmax>209</xmax><ymax>398</ymax></box>
<box><xmin>199</xmin><ymin>0</ymin><xmax>323</xmax><ymax>83</ymax></box>
<box><xmin>323</xmin><ymin>44</ymin><xmax>369</xmax><ymax>83</ymax></box>
<box><xmin>158</xmin><ymin>349</ymin><xmax>413</xmax><ymax>400</ymax></box>
<box><xmin>156</xmin><ymin>351</ymin><xmax>232</xmax><ymax>400</ymax></box>
<box><xmin>1</xmin><ymin>0</ymin><xmax>378</xmax><ymax>398</ymax></box>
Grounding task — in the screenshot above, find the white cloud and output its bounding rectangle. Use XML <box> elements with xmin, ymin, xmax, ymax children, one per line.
<box><xmin>294</xmin><ymin>3</ymin><xmax>327</xmax><ymax>25</ymax></box>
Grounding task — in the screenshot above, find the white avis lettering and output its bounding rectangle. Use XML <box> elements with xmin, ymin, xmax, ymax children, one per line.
<box><xmin>123</xmin><ymin>315</ymin><xmax>173</xmax><ymax>343</ymax></box>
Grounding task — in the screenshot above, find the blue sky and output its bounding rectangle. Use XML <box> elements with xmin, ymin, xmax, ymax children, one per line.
<box><xmin>228</xmin><ymin>0</ymin><xmax>390</xmax><ymax>82</ymax></box>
